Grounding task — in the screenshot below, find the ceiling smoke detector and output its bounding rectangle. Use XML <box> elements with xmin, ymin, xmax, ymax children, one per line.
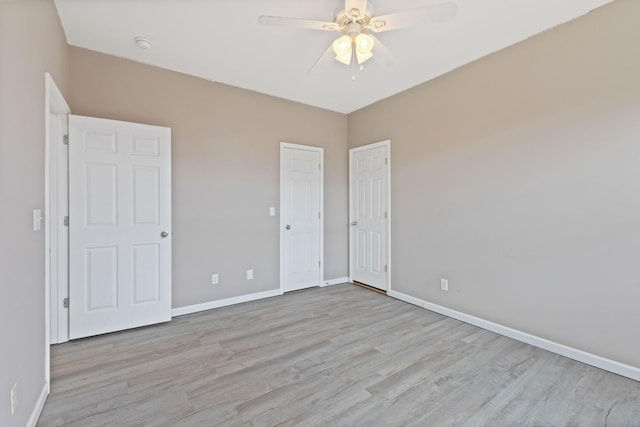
<box><xmin>134</xmin><ymin>37</ymin><xmax>152</xmax><ymax>49</ymax></box>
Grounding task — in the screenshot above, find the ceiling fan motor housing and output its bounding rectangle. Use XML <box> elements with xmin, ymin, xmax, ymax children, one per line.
<box><xmin>336</xmin><ymin>9</ymin><xmax>372</xmax><ymax>35</ymax></box>
<box><xmin>346</xmin><ymin>22</ymin><xmax>363</xmax><ymax>37</ymax></box>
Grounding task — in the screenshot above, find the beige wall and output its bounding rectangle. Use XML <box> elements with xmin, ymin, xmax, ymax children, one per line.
<box><xmin>0</xmin><ymin>1</ymin><xmax>70</xmax><ymax>425</ymax></box>
<box><xmin>349</xmin><ymin>0</ymin><xmax>640</xmax><ymax>368</ymax></box>
<box><xmin>68</xmin><ymin>47</ymin><xmax>349</xmax><ymax>308</ymax></box>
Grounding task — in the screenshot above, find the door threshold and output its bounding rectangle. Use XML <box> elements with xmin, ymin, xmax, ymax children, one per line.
<box><xmin>353</xmin><ymin>281</ymin><xmax>387</xmax><ymax>295</ymax></box>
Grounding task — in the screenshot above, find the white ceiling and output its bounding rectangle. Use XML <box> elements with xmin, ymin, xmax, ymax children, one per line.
<box><xmin>54</xmin><ymin>0</ymin><xmax>614</xmax><ymax>114</ymax></box>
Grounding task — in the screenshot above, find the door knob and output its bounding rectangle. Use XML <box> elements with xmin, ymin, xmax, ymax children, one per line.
<box><xmin>285</xmin><ymin>225</ymin><xmax>291</xmax><ymax>230</ymax></box>
<box><xmin>350</xmin><ymin>221</ymin><xmax>357</xmax><ymax>226</ymax></box>
<box><xmin>160</xmin><ymin>231</ymin><xmax>169</xmax><ymax>238</ymax></box>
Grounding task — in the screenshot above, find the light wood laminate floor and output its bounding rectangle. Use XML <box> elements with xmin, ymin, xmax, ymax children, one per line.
<box><xmin>39</xmin><ymin>284</ymin><xmax>640</xmax><ymax>426</ymax></box>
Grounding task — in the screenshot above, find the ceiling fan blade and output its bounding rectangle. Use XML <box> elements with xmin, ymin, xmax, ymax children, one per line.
<box><xmin>369</xmin><ymin>1</ymin><xmax>457</xmax><ymax>33</ymax></box>
<box><xmin>258</xmin><ymin>15</ymin><xmax>338</xmax><ymax>31</ymax></box>
<box><xmin>370</xmin><ymin>34</ymin><xmax>395</xmax><ymax>68</ymax></box>
<box><xmin>308</xmin><ymin>44</ymin><xmax>336</xmax><ymax>75</ymax></box>
<box><xmin>345</xmin><ymin>0</ymin><xmax>368</xmax><ymax>20</ymax></box>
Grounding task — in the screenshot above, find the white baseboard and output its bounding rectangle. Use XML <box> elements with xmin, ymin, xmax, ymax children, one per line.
<box><xmin>27</xmin><ymin>382</ymin><xmax>48</xmax><ymax>427</ymax></box>
<box><xmin>322</xmin><ymin>277</ymin><xmax>350</xmax><ymax>287</ymax></box>
<box><xmin>172</xmin><ymin>289</ymin><xmax>283</xmax><ymax>317</ymax></box>
<box><xmin>388</xmin><ymin>290</ymin><xmax>640</xmax><ymax>382</ymax></box>
<box><xmin>173</xmin><ymin>279</ymin><xmax>351</xmax><ymax>317</ymax></box>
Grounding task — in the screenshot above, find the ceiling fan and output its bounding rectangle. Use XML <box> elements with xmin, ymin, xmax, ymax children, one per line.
<box><xmin>258</xmin><ymin>0</ymin><xmax>458</xmax><ymax>74</ymax></box>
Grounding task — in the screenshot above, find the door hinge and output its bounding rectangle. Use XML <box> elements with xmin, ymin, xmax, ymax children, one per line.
<box><xmin>319</xmin><ymin>212</ymin><xmax>321</xmax><ymax>219</ymax></box>
<box><xmin>319</xmin><ymin>261</ymin><xmax>321</xmax><ymax>268</ymax></box>
<box><xmin>384</xmin><ymin>211</ymin><xmax>388</xmax><ymax>219</ymax></box>
<box><xmin>63</xmin><ymin>298</ymin><xmax>69</xmax><ymax>308</ymax></box>
<box><xmin>385</xmin><ymin>157</ymin><xmax>388</xmax><ymax>165</ymax></box>
<box><xmin>63</xmin><ymin>216</ymin><xmax>69</xmax><ymax>226</ymax></box>
<box><xmin>319</xmin><ymin>163</ymin><xmax>321</xmax><ymax>170</ymax></box>
<box><xmin>384</xmin><ymin>265</ymin><xmax>388</xmax><ymax>272</ymax></box>
<box><xmin>63</xmin><ymin>134</ymin><xmax>69</xmax><ymax>145</ymax></box>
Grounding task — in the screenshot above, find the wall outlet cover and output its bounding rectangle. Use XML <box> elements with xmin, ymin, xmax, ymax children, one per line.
<box><xmin>440</xmin><ymin>278</ymin><xmax>449</xmax><ymax>292</ymax></box>
<box><xmin>211</xmin><ymin>274</ymin><xmax>219</xmax><ymax>285</ymax></box>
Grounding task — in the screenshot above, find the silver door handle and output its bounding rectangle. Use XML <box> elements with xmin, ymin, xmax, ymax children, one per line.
<box><xmin>351</xmin><ymin>221</ymin><xmax>357</xmax><ymax>226</ymax></box>
<box><xmin>285</xmin><ymin>225</ymin><xmax>291</xmax><ymax>230</ymax></box>
<box><xmin>160</xmin><ymin>231</ymin><xmax>169</xmax><ymax>238</ymax></box>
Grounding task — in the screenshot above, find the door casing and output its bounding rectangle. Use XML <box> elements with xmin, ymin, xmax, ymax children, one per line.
<box><xmin>45</xmin><ymin>73</ymin><xmax>71</xmax><ymax>389</ymax></box>
<box><xmin>349</xmin><ymin>140</ymin><xmax>391</xmax><ymax>292</ymax></box>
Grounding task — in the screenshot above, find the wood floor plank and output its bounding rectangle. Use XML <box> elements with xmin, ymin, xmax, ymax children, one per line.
<box><xmin>38</xmin><ymin>284</ymin><xmax>640</xmax><ymax>426</ymax></box>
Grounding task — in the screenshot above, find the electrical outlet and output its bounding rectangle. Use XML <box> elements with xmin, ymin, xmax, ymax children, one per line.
<box><xmin>440</xmin><ymin>278</ymin><xmax>449</xmax><ymax>292</ymax></box>
<box><xmin>269</xmin><ymin>207</ymin><xmax>276</xmax><ymax>217</ymax></box>
<box><xmin>10</xmin><ymin>382</ymin><xmax>17</xmax><ymax>415</ymax></box>
<box><xmin>246</xmin><ymin>269</ymin><xmax>253</xmax><ymax>280</ymax></box>
<box><xmin>211</xmin><ymin>274</ymin><xmax>219</xmax><ymax>285</ymax></box>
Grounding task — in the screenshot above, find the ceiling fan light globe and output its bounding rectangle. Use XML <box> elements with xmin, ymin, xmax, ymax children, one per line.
<box><xmin>332</xmin><ymin>35</ymin><xmax>353</xmax><ymax>57</ymax></box>
<box><xmin>335</xmin><ymin>52</ymin><xmax>352</xmax><ymax>65</ymax></box>
<box><xmin>355</xmin><ymin>33</ymin><xmax>374</xmax><ymax>54</ymax></box>
<box><xmin>356</xmin><ymin>50</ymin><xmax>373</xmax><ymax>64</ymax></box>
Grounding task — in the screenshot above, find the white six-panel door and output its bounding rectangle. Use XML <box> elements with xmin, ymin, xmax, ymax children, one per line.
<box><xmin>281</xmin><ymin>143</ymin><xmax>323</xmax><ymax>292</ymax></box>
<box><xmin>69</xmin><ymin>115</ymin><xmax>171</xmax><ymax>339</ymax></box>
<box><xmin>350</xmin><ymin>142</ymin><xmax>389</xmax><ymax>291</ymax></box>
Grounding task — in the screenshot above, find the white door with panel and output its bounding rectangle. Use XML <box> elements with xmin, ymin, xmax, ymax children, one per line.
<box><xmin>69</xmin><ymin>115</ymin><xmax>172</xmax><ymax>339</ymax></box>
<box><xmin>281</xmin><ymin>144</ymin><xmax>323</xmax><ymax>292</ymax></box>
<box><xmin>350</xmin><ymin>142</ymin><xmax>389</xmax><ymax>291</ymax></box>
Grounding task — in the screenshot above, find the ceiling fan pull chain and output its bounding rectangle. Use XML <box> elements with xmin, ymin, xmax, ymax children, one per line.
<box><xmin>352</xmin><ymin>48</ymin><xmax>356</xmax><ymax>80</ymax></box>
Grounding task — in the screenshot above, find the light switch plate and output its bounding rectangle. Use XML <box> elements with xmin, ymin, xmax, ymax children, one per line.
<box><xmin>33</xmin><ymin>209</ymin><xmax>42</xmax><ymax>231</ymax></box>
<box><xmin>440</xmin><ymin>278</ymin><xmax>449</xmax><ymax>292</ymax></box>
<box><xmin>269</xmin><ymin>207</ymin><xmax>276</xmax><ymax>217</ymax></box>
<box><xmin>247</xmin><ymin>269</ymin><xmax>253</xmax><ymax>280</ymax></box>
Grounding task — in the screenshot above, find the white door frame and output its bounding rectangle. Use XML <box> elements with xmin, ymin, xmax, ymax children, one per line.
<box><xmin>45</xmin><ymin>73</ymin><xmax>70</xmax><ymax>387</ymax></box>
<box><xmin>279</xmin><ymin>142</ymin><xmax>324</xmax><ymax>293</ymax></box>
<box><xmin>349</xmin><ymin>140</ymin><xmax>391</xmax><ymax>292</ymax></box>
